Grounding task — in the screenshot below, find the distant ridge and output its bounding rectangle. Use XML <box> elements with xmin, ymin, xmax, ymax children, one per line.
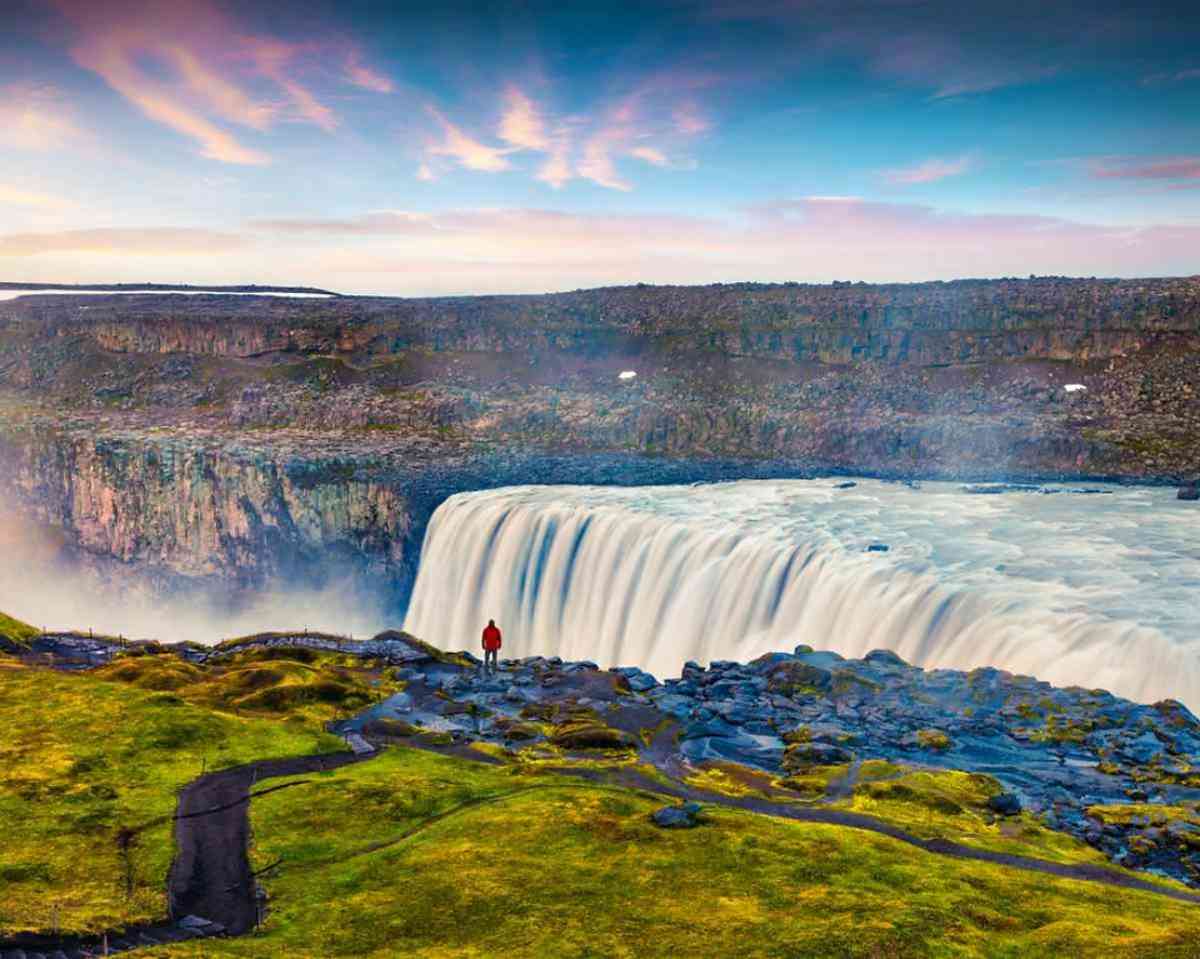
<box><xmin>0</xmin><ymin>282</ymin><xmax>341</xmax><ymax>296</ymax></box>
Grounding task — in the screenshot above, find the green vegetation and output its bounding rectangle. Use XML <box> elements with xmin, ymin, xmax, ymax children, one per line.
<box><xmin>155</xmin><ymin>747</ymin><xmax>1200</xmax><ymax>959</ymax></box>
<box><xmin>838</xmin><ymin>769</ymin><xmax>1149</xmax><ymax>872</ymax></box>
<box><xmin>0</xmin><ymin>660</ymin><xmax>343</xmax><ymax>937</ymax></box>
<box><xmin>0</xmin><ymin>609</ymin><xmax>38</xmax><ymax>647</ymax></box>
<box><xmin>93</xmin><ymin>644</ymin><xmax>405</xmax><ymax>725</ymax></box>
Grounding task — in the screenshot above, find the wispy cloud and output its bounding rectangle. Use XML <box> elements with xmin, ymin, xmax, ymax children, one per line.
<box><xmin>498</xmin><ymin>88</ymin><xmax>550</xmax><ymax>151</ymax></box>
<box><xmin>422</xmin><ymin>79</ymin><xmax>709</xmax><ymax>192</ymax></box>
<box><xmin>0</xmin><ymin>84</ymin><xmax>82</xmax><ymax>151</ymax></box>
<box><xmin>0</xmin><ymin>228</ymin><xmax>246</xmax><ymax>256</ymax></box>
<box><xmin>426</xmin><ymin>106</ymin><xmax>513</xmax><ymax>172</ymax></box>
<box><xmin>882</xmin><ymin>153</ymin><xmax>975</xmax><ymax>184</ymax></box>
<box><xmin>344</xmin><ymin>50</ymin><xmax>395</xmax><ymax>94</ymax></box>
<box><xmin>1090</xmin><ymin>156</ymin><xmax>1200</xmax><ymax>181</ymax></box>
<box><xmin>51</xmin><ymin>0</ymin><xmax>390</xmax><ymax>164</ymax></box>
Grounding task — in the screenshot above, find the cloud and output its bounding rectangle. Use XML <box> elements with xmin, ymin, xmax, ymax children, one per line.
<box><xmin>882</xmin><ymin>153</ymin><xmax>975</xmax><ymax>184</ymax></box>
<box><xmin>498</xmin><ymin>88</ymin><xmax>550</xmax><ymax>151</ymax></box>
<box><xmin>51</xmin><ymin>0</ymin><xmax>390</xmax><ymax>163</ymax></box>
<box><xmin>426</xmin><ymin>106</ymin><xmax>513</xmax><ymax>172</ymax></box>
<box><xmin>0</xmin><ymin>84</ymin><xmax>82</xmax><ymax>151</ymax></box>
<box><xmin>1089</xmin><ymin>156</ymin><xmax>1200</xmax><ymax>181</ymax></box>
<box><xmin>251</xmin><ymin>212</ymin><xmax>435</xmax><ymax>235</ymax></box>
<box><xmin>251</xmin><ymin>199</ymin><xmax>1200</xmax><ymax>296</ymax></box>
<box><xmin>344</xmin><ymin>50</ymin><xmax>395</xmax><ymax>94</ymax></box>
<box><xmin>416</xmin><ymin>162</ymin><xmax>437</xmax><ymax>182</ymax></box>
<box><xmin>0</xmin><ymin>185</ymin><xmax>71</xmax><ymax>210</ymax></box>
<box><xmin>630</xmin><ymin>146</ymin><xmax>670</xmax><ymax>167</ymax></box>
<box><xmin>0</xmin><ymin>228</ymin><xmax>246</xmax><ymax>257</ymax></box>
<box><xmin>578</xmin><ymin>127</ymin><xmax>633</xmax><ymax>191</ymax></box>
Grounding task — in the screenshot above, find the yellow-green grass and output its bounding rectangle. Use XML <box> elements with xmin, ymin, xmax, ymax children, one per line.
<box><xmin>0</xmin><ymin>661</ymin><xmax>344</xmax><ymax>938</ymax></box>
<box><xmin>836</xmin><ymin>769</ymin><xmax>1182</xmax><ymax>881</ymax></box>
<box><xmin>156</xmin><ymin>746</ymin><xmax>1200</xmax><ymax>959</ymax></box>
<box><xmin>92</xmin><ymin>645</ymin><xmax>405</xmax><ymax>726</ymax></box>
<box><xmin>0</xmin><ymin>609</ymin><xmax>38</xmax><ymax>647</ymax></box>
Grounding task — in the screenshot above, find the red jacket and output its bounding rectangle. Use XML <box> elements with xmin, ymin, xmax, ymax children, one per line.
<box><xmin>482</xmin><ymin>623</ymin><xmax>502</xmax><ymax>652</ymax></box>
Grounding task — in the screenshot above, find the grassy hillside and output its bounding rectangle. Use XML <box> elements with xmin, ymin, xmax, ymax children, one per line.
<box><xmin>0</xmin><ymin>659</ymin><xmax>344</xmax><ymax>937</ymax></box>
<box><xmin>158</xmin><ymin>748</ymin><xmax>1200</xmax><ymax>959</ymax></box>
<box><xmin>0</xmin><ymin>609</ymin><xmax>38</xmax><ymax>646</ymax></box>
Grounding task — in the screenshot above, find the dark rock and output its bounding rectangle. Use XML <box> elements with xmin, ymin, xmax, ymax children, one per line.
<box><xmin>766</xmin><ymin>660</ymin><xmax>832</xmax><ymax>696</ymax></box>
<box><xmin>988</xmin><ymin>792</ymin><xmax>1022</xmax><ymax>816</ymax></box>
<box><xmin>866</xmin><ymin>543</ymin><xmax>890</xmax><ymax>552</ymax></box>
<box><xmin>1178</xmin><ymin>485</ymin><xmax>1199</xmax><ymax>501</ymax></box>
<box><xmin>651</xmin><ymin>802</ymin><xmax>704</xmax><ymax>829</ymax></box>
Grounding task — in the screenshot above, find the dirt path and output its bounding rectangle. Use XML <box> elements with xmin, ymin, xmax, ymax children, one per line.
<box><xmin>0</xmin><ymin>748</ymin><xmax>372</xmax><ymax>958</ymax></box>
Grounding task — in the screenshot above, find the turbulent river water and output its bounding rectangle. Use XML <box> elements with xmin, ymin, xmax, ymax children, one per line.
<box><xmin>405</xmin><ymin>479</ymin><xmax>1200</xmax><ymax>709</ymax></box>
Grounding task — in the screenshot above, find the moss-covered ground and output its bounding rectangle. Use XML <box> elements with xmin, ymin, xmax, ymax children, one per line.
<box><xmin>151</xmin><ymin>747</ymin><xmax>1200</xmax><ymax>959</ymax></box>
<box><xmin>0</xmin><ymin>659</ymin><xmax>344</xmax><ymax>938</ymax></box>
<box><xmin>92</xmin><ymin>644</ymin><xmax>405</xmax><ymax>725</ymax></box>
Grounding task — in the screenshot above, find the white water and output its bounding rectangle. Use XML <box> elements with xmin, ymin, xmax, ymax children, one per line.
<box><xmin>0</xmin><ymin>289</ymin><xmax>332</xmax><ymax>301</ymax></box>
<box><xmin>405</xmin><ymin>479</ymin><xmax>1200</xmax><ymax>709</ymax></box>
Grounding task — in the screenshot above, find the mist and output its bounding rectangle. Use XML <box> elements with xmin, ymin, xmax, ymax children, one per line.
<box><xmin>0</xmin><ymin>496</ymin><xmax>393</xmax><ymax>645</ymax></box>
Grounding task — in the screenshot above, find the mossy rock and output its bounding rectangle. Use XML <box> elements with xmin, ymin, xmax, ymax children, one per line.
<box><xmin>550</xmin><ymin>720</ymin><xmax>638</xmax><ymax>751</ymax></box>
<box><xmin>766</xmin><ymin>661</ymin><xmax>832</xmax><ymax>697</ymax></box>
<box><xmin>914</xmin><ymin>728</ymin><xmax>953</xmax><ymax>751</ymax></box>
<box><xmin>782</xmin><ymin>741</ymin><xmax>853</xmax><ymax>770</ymax></box>
<box><xmin>362</xmin><ymin>718</ymin><xmax>419</xmax><ymax>738</ymax></box>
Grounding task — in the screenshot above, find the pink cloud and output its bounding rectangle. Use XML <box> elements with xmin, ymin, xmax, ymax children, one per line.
<box><xmin>344</xmin><ymin>50</ymin><xmax>394</xmax><ymax>94</ymax></box>
<box><xmin>498</xmin><ymin>88</ymin><xmax>550</xmax><ymax>151</ymax></box>
<box><xmin>426</xmin><ymin>106</ymin><xmax>513</xmax><ymax>172</ymax></box>
<box><xmin>630</xmin><ymin>146</ymin><xmax>670</xmax><ymax>167</ymax></box>
<box><xmin>51</xmin><ymin>0</ymin><xmax>390</xmax><ymax>163</ymax></box>
<box><xmin>1090</xmin><ymin>156</ymin><xmax>1200</xmax><ymax>180</ymax></box>
<box><xmin>882</xmin><ymin>153</ymin><xmax>975</xmax><ymax>185</ymax></box>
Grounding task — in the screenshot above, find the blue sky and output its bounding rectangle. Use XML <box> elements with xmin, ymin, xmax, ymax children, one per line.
<box><xmin>0</xmin><ymin>0</ymin><xmax>1197</xmax><ymax>294</ymax></box>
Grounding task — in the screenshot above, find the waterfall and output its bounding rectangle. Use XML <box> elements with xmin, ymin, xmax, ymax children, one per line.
<box><xmin>404</xmin><ymin>480</ymin><xmax>1200</xmax><ymax>709</ymax></box>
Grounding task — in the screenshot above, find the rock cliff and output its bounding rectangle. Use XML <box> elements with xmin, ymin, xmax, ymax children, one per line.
<box><xmin>0</xmin><ymin>276</ymin><xmax>1197</xmax><ymax>615</ymax></box>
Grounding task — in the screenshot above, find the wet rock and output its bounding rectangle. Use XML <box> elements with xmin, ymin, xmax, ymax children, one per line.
<box><xmin>1179</xmin><ymin>485</ymin><xmax>1199</xmax><ymax>501</ymax></box>
<box><xmin>866</xmin><ymin>543</ymin><xmax>890</xmax><ymax>553</ymax></box>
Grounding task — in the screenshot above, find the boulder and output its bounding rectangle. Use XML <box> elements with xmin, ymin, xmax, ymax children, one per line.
<box><xmin>988</xmin><ymin>792</ymin><xmax>1022</xmax><ymax>816</ymax></box>
<box><xmin>550</xmin><ymin>720</ymin><xmax>638</xmax><ymax>751</ymax></box>
<box><xmin>1178</xmin><ymin>485</ymin><xmax>1199</xmax><ymax>501</ymax></box>
<box><xmin>651</xmin><ymin>802</ymin><xmax>704</xmax><ymax>829</ymax></box>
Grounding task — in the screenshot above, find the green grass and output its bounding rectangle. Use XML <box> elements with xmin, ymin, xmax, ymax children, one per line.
<box><xmin>155</xmin><ymin>747</ymin><xmax>1200</xmax><ymax>959</ymax></box>
<box><xmin>0</xmin><ymin>661</ymin><xmax>344</xmax><ymax>937</ymax></box>
<box><xmin>0</xmin><ymin>609</ymin><xmax>38</xmax><ymax>647</ymax></box>
<box><xmin>837</xmin><ymin>769</ymin><xmax>1163</xmax><ymax>875</ymax></box>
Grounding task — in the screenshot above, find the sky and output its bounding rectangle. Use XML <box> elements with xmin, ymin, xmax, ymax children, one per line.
<box><xmin>0</xmin><ymin>0</ymin><xmax>1198</xmax><ymax>295</ymax></box>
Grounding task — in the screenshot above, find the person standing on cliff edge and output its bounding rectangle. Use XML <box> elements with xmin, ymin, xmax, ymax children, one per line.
<box><xmin>481</xmin><ymin>619</ymin><xmax>502</xmax><ymax>673</ymax></box>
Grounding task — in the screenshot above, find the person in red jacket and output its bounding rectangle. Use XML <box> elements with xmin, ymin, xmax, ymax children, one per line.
<box><xmin>481</xmin><ymin>619</ymin><xmax>502</xmax><ymax>673</ymax></box>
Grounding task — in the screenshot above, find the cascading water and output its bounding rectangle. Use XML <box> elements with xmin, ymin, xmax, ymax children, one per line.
<box><xmin>404</xmin><ymin>479</ymin><xmax>1200</xmax><ymax>709</ymax></box>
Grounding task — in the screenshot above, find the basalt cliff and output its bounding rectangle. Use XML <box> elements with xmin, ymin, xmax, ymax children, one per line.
<box><xmin>1</xmin><ymin>276</ymin><xmax>1198</xmax><ymax>615</ymax></box>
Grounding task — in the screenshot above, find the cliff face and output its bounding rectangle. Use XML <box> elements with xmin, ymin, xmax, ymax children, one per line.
<box><xmin>0</xmin><ymin>276</ymin><xmax>1197</xmax><ymax>618</ymax></box>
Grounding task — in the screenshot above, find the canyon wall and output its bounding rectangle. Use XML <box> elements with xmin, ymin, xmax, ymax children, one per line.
<box><xmin>0</xmin><ymin>276</ymin><xmax>1197</xmax><ymax>632</ymax></box>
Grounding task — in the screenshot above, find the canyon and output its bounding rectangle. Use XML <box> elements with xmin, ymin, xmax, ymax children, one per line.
<box><xmin>0</xmin><ymin>276</ymin><xmax>1197</xmax><ymax>637</ymax></box>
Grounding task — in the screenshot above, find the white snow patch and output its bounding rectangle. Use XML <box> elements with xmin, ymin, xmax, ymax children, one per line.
<box><xmin>1064</xmin><ymin>383</ymin><xmax>1087</xmax><ymax>393</ymax></box>
<box><xmin>618</xmin><ymin>370</ymin><xmax>638</xmax><ymax>381</ymax></box>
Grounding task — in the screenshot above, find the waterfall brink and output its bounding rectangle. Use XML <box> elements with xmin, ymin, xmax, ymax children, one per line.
<box><xmin>404</xmin><ymin>481</ymin><xmax>1200</xmax><ymax>709</ymax></box>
